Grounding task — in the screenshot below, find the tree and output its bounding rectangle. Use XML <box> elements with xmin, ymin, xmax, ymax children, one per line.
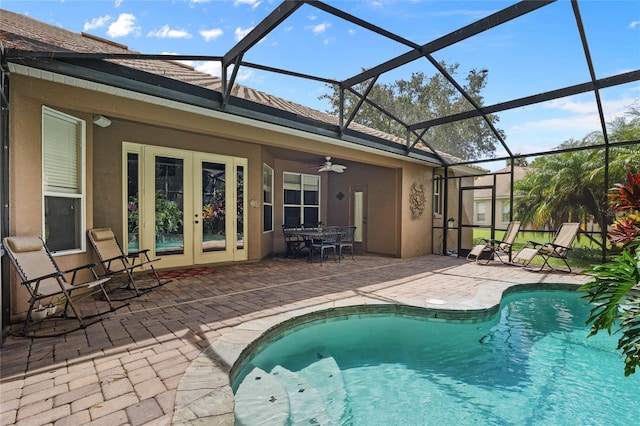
<box><xmin>320</xmin><ymin>63</ymin><xmax>502</xmax><ymax>160</ymax></box>
<box><xmin>514</xmin><ymin>106</ymin><xmax>640</xmax><ymax>233</ymax></box>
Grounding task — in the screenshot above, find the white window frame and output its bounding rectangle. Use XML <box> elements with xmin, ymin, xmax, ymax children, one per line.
<box><xmin>433</xmin><ymin>175</ymin><xmax>442</xmax><ymax>215</ymax></box>
<box><xmin>502</xmin><ymin>200</ymin><xmax>510</xmax><ymax>223</ymax></box>
<box><xmin>476</xmin><ymin>202</ymin><xmax>486</xmax><ymax>223</ymax></box>
<box><xmin>263</xmin><ymin>164</ymin><xmax>274</xmax><ymax>233</ymax></box>
<box><xmin>42</xmin><ymin>106</ymin><xmax>86</xmax><ymax>254</ymax></box>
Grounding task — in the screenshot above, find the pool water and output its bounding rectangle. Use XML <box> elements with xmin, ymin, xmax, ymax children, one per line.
<box><xmin>232</xmin><ymin>290</ymin><xmax>640</xmax><ymax>425</ymax></box>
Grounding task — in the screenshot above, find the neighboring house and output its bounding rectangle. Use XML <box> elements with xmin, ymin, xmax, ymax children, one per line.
<box><xmin>0</xmin><ymin>10</ymin><xmax>479</xmax><ymax>323</ymax></box>
<box><xmin>472</xmin><ymin>166</ymin><xmax>528</xmax><ymax>228</ymax></box>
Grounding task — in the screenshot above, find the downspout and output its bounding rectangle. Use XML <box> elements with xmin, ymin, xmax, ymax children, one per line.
<box><xmin>1</xmin><ymin>42</ymin><xmax>11</xmax><ymax>335</ymax></box>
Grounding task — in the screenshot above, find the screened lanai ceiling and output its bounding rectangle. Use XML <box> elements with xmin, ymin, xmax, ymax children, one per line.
<box><xmin>3</xmin><ymin>0</ymin><xmax>639</xmax><ymax>169</ymax></box>
<box><xmin>217</xmin><ymin>0</ymin><xmax>640</xmax><ymax>169</ymax></box>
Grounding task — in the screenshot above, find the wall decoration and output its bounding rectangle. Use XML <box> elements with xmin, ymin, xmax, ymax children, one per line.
<box><xmin>410</xmin><ymin>182</ymin><xmax>426</xmax><ymax>216</ymax></box>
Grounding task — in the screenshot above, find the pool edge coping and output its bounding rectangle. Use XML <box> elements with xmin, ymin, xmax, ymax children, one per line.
<box><xmin>170</xmin><ymin>281</ymin><xmax>582</xmax><ymax>425</ymax></box>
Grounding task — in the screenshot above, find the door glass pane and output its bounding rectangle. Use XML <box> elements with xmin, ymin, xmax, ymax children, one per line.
<box><xmin>202</xmin><ymin>162</ymin><xmax>226</xmax><ymax>252</ymax></box>
<box><xmin>127</xmin><ymin>153</ymin><xmax>139</xmax><ymax>251</ymax></box>
<box><xmin>155</xmin><ymin>156</ymin><xmax>184</xmax><ymax>255</ymax></box>
<box><xmin>237</xmin><ymin>165</ymin><xmax>244</xmax><ymax>250</ymax></box>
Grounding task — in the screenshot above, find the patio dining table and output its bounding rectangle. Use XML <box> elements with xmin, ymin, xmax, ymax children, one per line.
<box><xmin>284</xmin><ymin>227</ymin><xmax>338</xmax><ymax>261</ymax></box>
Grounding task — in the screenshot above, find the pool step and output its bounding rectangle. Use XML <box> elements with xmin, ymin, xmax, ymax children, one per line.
<box><xmin>234</xmin><ymin>367</ymin><xmax>290</xmax><ymax>426</ymax></box>
<box><xmin>298</xmin><ymin>353</ymin><xmax>351</xmax><ymax>424</ymax></box>
<box><xmin>271</xmin><ymin>365</ymin><xmax>332</xmax><ymax>425</ymax></box>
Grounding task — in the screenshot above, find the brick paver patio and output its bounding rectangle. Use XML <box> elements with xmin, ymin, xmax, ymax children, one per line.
<box><xmin>0</xmin><ymin>255</ymin><xmax>591</xmax><ymax>425</ymax></box>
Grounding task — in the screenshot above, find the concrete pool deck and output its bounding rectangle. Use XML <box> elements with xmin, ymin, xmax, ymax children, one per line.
<box><xmin>0</xmin><ymin>255</ymin><xmax>591</xmax><ymax>425</ymax></box>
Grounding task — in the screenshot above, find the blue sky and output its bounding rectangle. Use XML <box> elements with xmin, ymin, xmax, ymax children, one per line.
<box><xmin>3</xmin><ymin>0</ymin><xmax>639</xmax><ymax>167</ymax></box>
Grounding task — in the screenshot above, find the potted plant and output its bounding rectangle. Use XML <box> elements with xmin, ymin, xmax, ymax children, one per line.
<box><xmin>31</xmin><ymin>303</ymin><xmax>58</xmax><ymax>322</ymax></box>
<box><xmin>579</xmin><ymin>171</ymin><xmax>640</xmax><ymax>376</ymax></box>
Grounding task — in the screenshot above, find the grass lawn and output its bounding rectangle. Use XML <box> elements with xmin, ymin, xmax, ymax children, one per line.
<box><xmin>471</xmin><ymin>228</ymin><xmax>605</xmax><ymax>272</ymax></box>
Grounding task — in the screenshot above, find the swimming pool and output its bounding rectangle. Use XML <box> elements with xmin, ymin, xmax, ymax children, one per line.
<box><xmin>232</xmin><ymin>289</ymin><xmax>640</xmax><ymax>425</ymax></box>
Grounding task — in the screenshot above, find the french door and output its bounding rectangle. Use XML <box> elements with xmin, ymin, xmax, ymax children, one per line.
<box><xmin>124</xmin><ymin>143</ymin><xmax>247</xmax><ymax>268</ymax></box>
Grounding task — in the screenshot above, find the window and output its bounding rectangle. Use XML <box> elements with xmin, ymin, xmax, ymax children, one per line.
<box><xmin>263</xmin><ymin>164</ymin><xmax>273</xmax><ymax>232</ymax></box>
<box><xmin>42</xmin><ymin>107</ymin><xmax>86</xmax><ymax>253</ymax></box>
<box><xmin>283</xmin><ymin>172</ymin><xmax>320</xmax><ymax>227</ymax></box>
<box><xmin>476</xmin><ymin>202</ymin><xmax>486</xmax><ymax>222</ymax></box>
<box><xmin>433</xmin><ymin>175</ymin><xmax>442</xmax><ymax>215</ymax></box>
<box><xmin>502</xmin><ymin>200</ymin><xmax>510</xmax><ymax>223</ymax></box>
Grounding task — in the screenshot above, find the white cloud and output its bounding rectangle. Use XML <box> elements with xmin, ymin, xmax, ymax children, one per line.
<box><xmin>630</xmin><ymin>20</ymin><xmax>640</xmax><ymax>29</ymax></box>
<box><xmin>200</xmin><ymin>28</ymin><xmax>223</xmax><ymax>42</ymax></box>
<box><xmin>311</xmin><ymin>22</ymin><xmax>330</xmax><ymax>35</ymax></box>
<box><xmin>504</xmin><ymin>95</ymin><xmax>639</xmax><ymax>153</ymax></box>
<box><xmin>193</xmin><ymin>61</ymin><xmax>222</xmax><ymax>77</ymax></box>
<box><xmin>114</xmin><ymin>0</ymin><xmax>123</xmax><ymax>7</ymax></box>
<box><xmin>235</xmin><ymin>69</ymin><xmax>254</xmax><ymax>82</ymax></box>
<box><xmin>235</xmin><ymin>26</ymin><xmax>253</xmax><ymax>41</ymax></box>
<box><xmin>545</xmin><ymin>98</ymin><xmax>600</xmax><ymax>115</ymax></box>
<box><xmin>348</xmin><ymin>28</ymin><xmax>357</xmax><ymax>36</ymax></box>
<box><xmin>188</xmin><ymin>61</ymin><xmax>255</xmax><ymax>83</ymax></box>
<box><xmin>107</xmin><ymin>13</ymin><xmax>139</xmax><ymax>38</ymax></box>
<box><xmin>234</xmin><ymin>0</ymin><xmax>261</xmax><ymax>10</ymax></box>
<box><xmin>84</xmin><ymin>15</ymin><xmax>111</xmax><ymax>32</ymax></box>
<box><xmin>148</xmin><ymin>25</ymin><xmax>192</xmax><ymax>39</ymax></box>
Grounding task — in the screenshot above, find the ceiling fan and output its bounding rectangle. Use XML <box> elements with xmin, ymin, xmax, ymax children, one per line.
<box><xmin>318</xmin><ymin>156</ymin><xmax>347</xmax><ymax>173</ymax></box>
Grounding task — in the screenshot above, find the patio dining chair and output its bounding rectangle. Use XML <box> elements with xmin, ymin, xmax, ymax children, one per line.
<box><xmin>88</xmin><ymin>228</ymin><xmax>172</xmax><ymax>298</ymax></box>
<box><xmin>512</xmin><ymin>222</ymin><xmax>580</xmax><ymax>273</ymax></box>
<box><xmin>336</xmin><ymin>226</ymin><xmax>357</xmax><ymax>262</ymax></box>
<box><xmin>2</xmin><ymin>236</ymin><xmax>124</xmax><ymax>337</ymax></box>
<box><xmin>467</xmin><ymin>221</ymin><xmax>520</xmax><ymax>264</ymax></box>
<box><xmin>282</xmin><ymin>223</ymin><xmax>305</xmax><ymax>258</ymax></box>
<box><xmin>310</xmin><ymin>227</ymin><xmax>340</xmax><ymax>265</ymax></box>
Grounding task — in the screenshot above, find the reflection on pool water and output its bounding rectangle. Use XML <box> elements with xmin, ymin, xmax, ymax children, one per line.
<box><xmin>232</xmin><ymin>290</ymin><xmax>640</xmax><ymax>425</ymax></box>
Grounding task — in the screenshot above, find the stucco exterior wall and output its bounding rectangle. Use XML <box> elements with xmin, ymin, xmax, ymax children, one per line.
<box><xmin>4</xmin><ymin>72</ymin><xmax>444</xmax><ymax>321</ymax></box>
<box><xmin>400</xmin><ymin>163</ymin><xmax>433</xmax><ymax>258</ymax></box>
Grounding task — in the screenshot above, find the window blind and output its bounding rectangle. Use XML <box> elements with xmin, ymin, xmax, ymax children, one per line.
<box><xmin>43</xmin><ymin>113</ymin><xmax>79</xmax><ymax>194</ymax></box>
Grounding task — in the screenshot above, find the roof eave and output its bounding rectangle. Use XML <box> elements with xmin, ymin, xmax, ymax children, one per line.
<box><xmin>8</xmin><ymin>55</ymin><xmax>443</xmax><ymax>166</ymax></box>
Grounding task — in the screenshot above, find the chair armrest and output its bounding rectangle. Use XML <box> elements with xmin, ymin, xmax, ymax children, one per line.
<box><xmin>127</xmin><ymin>249</ymin><xmax>150</xmax><ymax>258</ymax></box>
<box><xmin>549</xmin><ymin>243</ymin><xmax>572</xmax><ymax>253</ymax></box>
<box><xmin>102</xmin><ymin>254</ymin><xmax>126</xmax><ymax>263</ymax></box>
<box><xmin>524</xmin><ymin>240</ymin><xmax>544</xmax><ymax>248</ymax></box>
<box><xmin>24</xmin><ymin>271</ymin><xmax>64</xmax><ymax>285</ymax></box>
<box><xmin>62</xmin><ymin>262</ymin><xmax>98</xmax><ymax>274</ymax></box>
<box><xmin>63</xmin><ymin>263</ymin><xmax>101</xmax><ymax>284</ymax></box>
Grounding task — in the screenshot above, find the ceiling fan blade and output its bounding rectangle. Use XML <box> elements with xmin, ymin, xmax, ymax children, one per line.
<box><xmin>331</xmin><ymin>165</ymin><xmax>346</xmax><ymax>172</ymax></box>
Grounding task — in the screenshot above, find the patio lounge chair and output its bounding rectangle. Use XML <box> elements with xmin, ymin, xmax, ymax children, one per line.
<box><xmin>467</xmin><ymin>221</ymin><xmax>521</xmax><ymax>264</ymax></box>
<box><xmin>88</xmin><ymin>228</ymin><xmax>171</xmax><ymax>298</ymax></box>
<box><xmin>2</xmin><ymin>236</ymin><xmax>123</xmax><ymax>337</ymax></box>
<box><xmin>512</xmin><ymin>222</ymin><xmax>580</xmax><ymax>272</ymax></box>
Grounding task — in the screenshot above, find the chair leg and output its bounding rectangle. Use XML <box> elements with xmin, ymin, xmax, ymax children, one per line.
<box><xmin>476</xmin><ymin>249</ymin><xmax>493</xmax><ymax>265</ymax></box>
